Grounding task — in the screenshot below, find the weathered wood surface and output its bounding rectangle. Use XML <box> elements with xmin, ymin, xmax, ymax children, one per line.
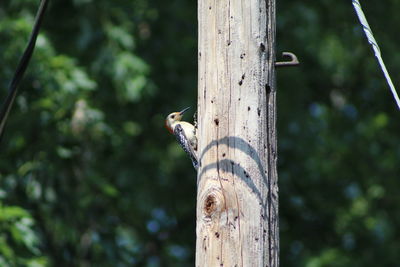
<box><xmin>196</xmin><ymin>0</ymin><xmax>278</xmax><ymax>266</ymax></box>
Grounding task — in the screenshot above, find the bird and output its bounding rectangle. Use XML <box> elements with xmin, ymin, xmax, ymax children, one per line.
<box><xmin>165</xmin><ymin>107</ymin><xmax>198</xmax><ymax>170</ymax></box>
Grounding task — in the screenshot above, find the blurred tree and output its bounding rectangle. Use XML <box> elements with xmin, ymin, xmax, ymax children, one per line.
<box><xmin>1</xmin><ymin>0</ymin><xmax>197</xmax><ymax>266</ymax></box>
<box><xmin>0</xmin><ymin>0</ymin><xmax>399</xmax><ymax>266</ymax></box>
<box><xmin>277</xmin><ymin>1</ymin><xmax>400</xmax><ymax>266</ymax></box>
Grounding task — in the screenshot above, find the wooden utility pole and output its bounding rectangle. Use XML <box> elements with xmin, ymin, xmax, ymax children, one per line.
<box><xmin>196</xmin><ymin>0</ymin><xmax>278</xmax><ymax>266</ymax></box>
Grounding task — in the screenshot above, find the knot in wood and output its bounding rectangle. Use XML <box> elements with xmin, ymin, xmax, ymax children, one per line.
<box><xmin>204</xmin><ymin>195</ymin><xmax>217</xmax><ymax>215</ymax></box>
<box><xmin>201</xmin><ymin>187</ymin><xmax>225</xmax><ymax>222</ymax></box>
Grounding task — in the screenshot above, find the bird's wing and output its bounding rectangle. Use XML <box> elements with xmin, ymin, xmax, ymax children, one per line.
<box><xmin>174</xmin><ymin>124</ymin><xmax>198</xmax><ymax>170</ymax></box>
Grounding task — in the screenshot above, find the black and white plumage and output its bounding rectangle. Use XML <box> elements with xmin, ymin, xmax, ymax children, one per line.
<box><xmin>174</xmin><ymin>124</ymin><xmax>198</xmax><ymax>170</ymax></box>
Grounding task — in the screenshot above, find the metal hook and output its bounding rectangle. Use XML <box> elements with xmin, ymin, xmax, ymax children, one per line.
<box><xmin>275</xmin><ymin>52</ymin><xmax>300</xmax><ymax>68</ymax></box>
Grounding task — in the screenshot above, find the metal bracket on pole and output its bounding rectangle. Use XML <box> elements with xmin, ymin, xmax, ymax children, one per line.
<box><xmin>275</xmin><ymin>52</ymin><xmax>300</xmax><ymax>68</ymax></box>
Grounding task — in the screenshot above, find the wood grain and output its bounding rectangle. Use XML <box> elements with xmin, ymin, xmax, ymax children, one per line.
<box><xmin>196</xmin><ymin>0</ymin><xmax>279</xmax><ymax>266</ymax></box>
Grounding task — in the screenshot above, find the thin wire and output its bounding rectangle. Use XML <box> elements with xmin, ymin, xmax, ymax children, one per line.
<box><xmin>0</xmin><ymin>0</ymin><xmax>50</xmax><ymax>141</ymax></box>
<box><xmin>352</xmin><ymin>0</ymin><xmax>400</xmax><ymax>110</ymax></box>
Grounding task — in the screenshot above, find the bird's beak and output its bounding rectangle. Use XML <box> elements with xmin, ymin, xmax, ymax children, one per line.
<box><xmin>179</xmin><ymin>107</ymin><xmax>191</xmax><ymax>115</ymax></box>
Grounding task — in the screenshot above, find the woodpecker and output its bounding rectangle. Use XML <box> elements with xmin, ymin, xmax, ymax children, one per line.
<box><xmin>165</xmin><ymin>107</ymin><xmax>198</xmax><ymax>170</ymax></box>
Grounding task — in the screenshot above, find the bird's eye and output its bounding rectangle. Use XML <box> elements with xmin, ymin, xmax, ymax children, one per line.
<box><xmin>171</xmin><ymin>115</ymin><xmax>175</xmax><ymax>119</ymax></box>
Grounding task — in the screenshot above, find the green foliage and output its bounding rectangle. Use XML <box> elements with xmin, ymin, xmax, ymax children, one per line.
<box><xmin>278</xmin><ymin>1</ymin><xmax>400</xmax><ymax>266</ymax></box>
<box><xmin>0</xmin><ymin>0</ymin><xmax>399</xmax><ymax>266</ymax></box>
<box><xmin>0</xmin><ymin>204</ymin><xmax>46</xmax><ymax>266</ymax></box>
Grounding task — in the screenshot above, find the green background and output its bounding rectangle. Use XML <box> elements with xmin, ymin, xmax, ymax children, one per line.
<box><xmin>0</xmin><ymin>0</ymin><xmax>399</xmax><ymax>266</ymax></box>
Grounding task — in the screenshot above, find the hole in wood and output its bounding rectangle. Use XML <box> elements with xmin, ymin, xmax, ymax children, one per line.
<box><xmin>203</xmin><ymin>236</ymin><xmax>208</xmax><ymax>251</ymax></box>
<box><xmin>265</xmin><ymin>84</ymin><xmax>271</xmax><ymax>93</ymax></box>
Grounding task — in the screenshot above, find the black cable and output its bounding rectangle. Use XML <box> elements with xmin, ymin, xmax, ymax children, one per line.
<box><xmin>0</xmin><ymin>0</ymin><xmax>49</xmax><ymax>142</ymax></box>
